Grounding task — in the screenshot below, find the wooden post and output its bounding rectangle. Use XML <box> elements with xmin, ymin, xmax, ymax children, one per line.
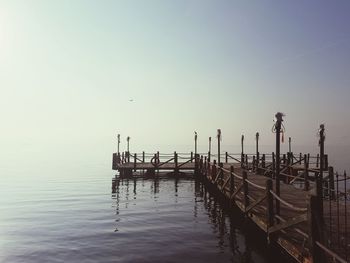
<box><xmin>191</xmin><ymin>151</ymin><xmax>193</xmax><ymax>162</ymax></box>
<box><xmin>194</xmin><ymin>131</ymin><xmax>198</xmax><ymax>156</ymax></box>
<box><xmin>316</xmin><ymin>154</ymin><xmax>320</xmax><ymax>168</ymax></box>
<box><xmin>252</xmin><ymin>156</ymin><xmax>256</xmax><ymax>172</ymax></box>
<box><xmin>200</xmin><ymin>155</ymin><xmax>203</xmax><ymax>173</ymax></box>
<box><xmin>324</xmin><ymin>154</ymin><xmax>328</xmax><ymax>170</ymax></box>
<box><xmin>219</xmin><ymin>162</ymin><xmax>223</xmax><ymax>185</ymax></box>
<box><xmin>274</xmin><ymin>112</ymin><xmax>284</xmax><ymax>215</ymax></box>
<box><xmin>245</xmin><ymin>154</ymin><xmax>248</xmax><ymax>168</ymax></box>
<box><xmin>217</xmin><ymin>129</ymin><xmax>221</xmax><ymax>165</ymax></box>
<box><xmin>318</xmin><ymin>124</ymin><xmax>325</xmax><ymax>223</ymax></box>
<box><xmin>117</xmin><ymin>134</ymin><xmax>120</xmax><ymax>153</ymax></box>
<box><xmin>262</xmin><ymin>154</ymin><xmax>266</xmax><ymax>170</ymax></box>
<box><xmin>174</xmin><ymin>151</ymin><xmax>178</xmax><ymax>174</ymax></box>
<box><xmin>230</xmin><ymin>165</ymin><xmax>235</xmax><ymax>195</ymax></box>
<box><xmin>266</xmin><ymin>179</ymin><xmax>274</xmax><ymax>242</ymax></box>
<box><xmin>225</xmin><ymin>152</ymin><xmax>228</xmax><ymax>163</ymax></box>
<box><xmin>212</xmin><ymin>160</ymin><xmax>217</xmax><ymax>181</ymax></box>
<box><xmin>112</xmin><ymin>153</ymin><xmax>117</xmax><ymax>169</ymax></box>
<box><xmin>256</xmin><ymin>132</ymin><xmax>259</xmax><ymax>168</ymax></box>
<box><xmin>282</xmin><ymin>154</ymin><xmax>286</xmax><ymax>164</ymax></box>
<box><xmin>288</xmin><ymin>137</ymin><xmax>291</xmax><ymax>154</ymax></box>
<box><xmin>272</xmin><ymin>152</ymin><xmax>275</xmax><ymax>179</ymax></box>
<box><xmin>243</xmin><ymin>170</ymin><xmax>249</xmax><ymax>209</ymax></box>
<box><xmin>194</xmin><ymin>154</ymin><xmax>199</xmax><ymax>176</ymax></box>
<box><xmin>304</xmin><ymin>154</ymin><xmax>310</xmax><ymax>191</ymax></box>
<box><xmin>299</xmin><ymin>153</ymin><xmax>302</xmax><ymax>164</ymax></box>
<box><xmin>308</xmin><ymin>195</ymin><xmax>325</xmax><ymax>263</ymax></box>
<box><xmin>241</xmin><ymin>135</ymin><xmax>244</xmax><ymax>168</ymax></box>
<box><xmin>126</xmin><ymin>136</ymin><xmax>130</xmax><ymax>161</ymax></box>
<box><xmin>142</xmin><ymin>151</ymin><xmax>145</xmax><ymax>163</ymax></box>
<box><xmin>134</xmin><ymin>153</ymin><xmax>137</xmax><ymax>171</ymax></box>
<box><xmin>328</xmin><ymin>166</ymin><xmax>335</xmax><ymax>200</ymax></box>
<box><xmin>208</xmin><ymin>137</ymin><xmax>212</xmax><ymax>163</ymax></box>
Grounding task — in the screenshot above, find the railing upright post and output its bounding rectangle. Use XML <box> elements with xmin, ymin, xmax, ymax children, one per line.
<box><xmin>318</xmin><ymin>124</ymin><xmax>325</xmax><ymax>223</ymax></box>
<box><xmin>274</xmin><ymin>112</ymin><xmax>284</xmax><ymax>215</ymax></box>
<box><xmin>225</xmin><ymin>152</ymin><xmax>228</xmax><ymax>163</ymax></box>
<box><xmin>266</xmin><ymin>179</ymin><xmax>274</xmax><ymax>243</ymax></box>
<box><xmin>308</xmin><ymin>195</ymin><xmax>325</xmax><ymax>263</ymax></box>
<box><xmin>241</xmin><ymin>135</ymin><xmax>244</xmax><ymax>168</ymax></box>
<box><xmin>174</xmin><ymin>151</ymin><xmax>178</xmax><ymax>174</ymax></box>
<box><xmin>243</xmin><ymin>170</ymin><xmax>249</xmax><ymax>209</ymax></box>
<box><xmin>328</xmin><ymin>166</ymin><xmax>335</xmax><ymax>200</ymax></box>
<box><xmin>304</xmin><ymin>154</ymin><xmax>310</xmax><ymax>191</ymax></box>
<box><xmin>134</xmin><ymin>153</ymin><xmax>137</xmax><ymax>171</ymax></box>
<box><xmin>230</xmin><ymin>165</ymin><xmax>235</xmax><ymax>196</ymax></box>
<box><xmin>191</xmin><ymin>151</ymin><xmax>193</xmax><ymax>162</ymax></box>
<box><xmin>256</xmin><ymin>132</ymin><xmax>259</xmax><ymax>168</ymax></box>
<box><xmin>142</xmin><ymin>151</ymin><xmax>145</xmax><ymax>163</ymax></box>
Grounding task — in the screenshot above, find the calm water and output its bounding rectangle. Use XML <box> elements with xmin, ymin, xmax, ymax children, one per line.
<box><xmin>1</xmin><ymin>142</ymin><xmax>348</xmax><ymax>263</ymax></box>
<box><xmin>0</xmin><ymin>168</ymin><xmax>278</xmax><ymax>263</ymax></box>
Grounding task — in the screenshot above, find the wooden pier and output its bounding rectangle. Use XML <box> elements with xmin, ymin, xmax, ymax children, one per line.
<box><xmin>112</xmin><ymin>122</ymin><xmax>348</xmax><ymax>263</ymax></box>
<box><xmin>112</xmin><ymin>150</ymin><xmax>348</xmax><ymax>263</ymax></box>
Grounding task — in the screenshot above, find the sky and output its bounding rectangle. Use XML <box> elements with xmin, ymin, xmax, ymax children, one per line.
<box><xmin>1</xmin><ymin>1</ymin><xmax>350</xmax><ymax>173</ymax></box>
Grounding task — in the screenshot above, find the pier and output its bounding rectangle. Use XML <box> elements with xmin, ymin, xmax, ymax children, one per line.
<box><xmin>112</xmin><ymin>121</ymin><xmax>349</xmax><ymax>263</ymax></box>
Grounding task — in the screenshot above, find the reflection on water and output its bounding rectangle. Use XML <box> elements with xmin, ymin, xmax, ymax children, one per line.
<box><xmin>111</xmin><ymin>175</ymin><xmax>280</xmax><ymax>263</ymax></box>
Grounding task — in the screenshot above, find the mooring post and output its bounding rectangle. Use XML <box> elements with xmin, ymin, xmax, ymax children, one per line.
<box><xmin>126</xmin><ymin>136</ymin><xmax>130</xmax><ymax>162</ymax></box>
<box><xmin>308</xmin><ymin>195</ymin><xmax>325</xmax><ymax>263</ymax></box>
<box><xmin>194</xmin><ymin>131</ymin><xmax>198</xmax><ymax>156</ymax></box>
<box><xmin>174</xmin><ymin>151</ymin><xmax>178</xmax><ymax>174</ymax></box>
<box><xmin>117</xmin><ymin>134</ymin><xmax>120</xmax><ymax>153</ymax></box>
<box><xmin>256</xmin><ymin>132</ymin><xmax>260</xmax><ymax>170</ymax></box>
<box><xmin>241</xmin><ymin>135</ymin><xmax>244</xmax><ymax>168</ymax></box>
<box><xmin>217</xmin><ymin>129</ymin><xmax>221</xmax><ymax>165</ymax></box>
<box><xmin>243</xmin><ymin>170</ymin><xmax>249</xmax><ymax>209</ymax></box>
<box><xmin>318</xmin><ymin>124</ymin><xmax>325</xmax><ymax>223</ymax></box>
<box><xmin>274</xmin><ymin>112</ymin><xmax>284</xmax><ymax>215</ymax></box>
<box><xmin>133</xmin><ymin>153</ymin><xmax>137</xmax><ymax>171</ymax></box>
<box><xmin>266</xmin><ymin>179</ymin><xmax>274</xmax><ymax>243</ymax></box>
<box><xmin>328</xmin><ymin>166</ymin><xmax>335</xmax><ymax>200</ymax></box>
<box><xmin>304</xmin><ymin>154</ymin><xmax>310</xmax><ymax>191</ymax></box>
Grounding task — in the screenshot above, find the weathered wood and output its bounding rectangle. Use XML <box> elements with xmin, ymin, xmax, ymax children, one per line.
<box><xmin>268</xmin><ymin>214</ymin><xmax>307</xmax><ymax>234</ymax></box>
<box><xmin>243</xmin><ymin>170</ymin><xmax>249</xmax><ymax>208</ymax></box>
<box><xmin>308</xmin><ymin>195</ymin><xmax>325</xmax><ymax>263</ymax></box>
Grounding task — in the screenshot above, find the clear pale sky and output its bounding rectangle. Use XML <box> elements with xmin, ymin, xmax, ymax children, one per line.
<box><xmin>1</xmin><ymin>1</ymin><xmax>350</xmax><ymax>173</ymax></box>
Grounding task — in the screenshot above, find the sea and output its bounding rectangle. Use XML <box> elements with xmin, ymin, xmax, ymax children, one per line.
<box><xmin>0</xmin><ymin>143</ymin><xmax>348</xmax><ymax>263</ymax></box>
